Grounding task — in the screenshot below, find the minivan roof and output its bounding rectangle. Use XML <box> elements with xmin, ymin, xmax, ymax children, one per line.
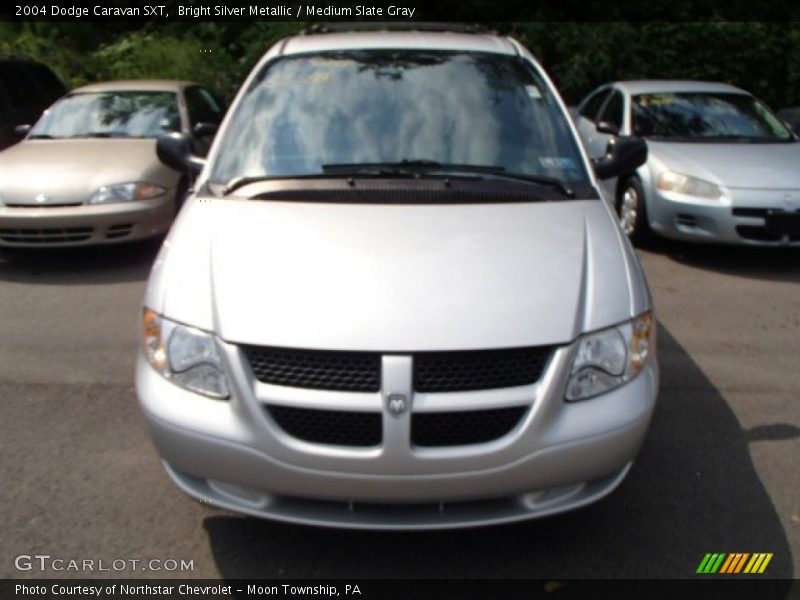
<box><xmin>280</xmin><ymin>31</ymin><xmax>518</xmax><ymax>57</ymax></box>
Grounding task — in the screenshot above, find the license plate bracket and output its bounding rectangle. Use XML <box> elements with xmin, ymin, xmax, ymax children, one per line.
<box><xmin>765</xmin><ymin>211</ymin><xmax>800</xmax><ymax>236</ymax></box>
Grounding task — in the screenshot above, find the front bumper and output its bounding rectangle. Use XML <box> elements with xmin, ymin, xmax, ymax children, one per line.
<box><xmin>647</xmin><ymin>187</ymin><xmax>800</xmax><ymax>246</ymax></box>
<box><xmin>0</xmin><ymin>196</ymin><xmax>174</xmax><ymax>247</ymax></box>
<box><xmin>136</xmin><ymin>342</ymin><xmax>658</xmax><ymax>529</ymax></box>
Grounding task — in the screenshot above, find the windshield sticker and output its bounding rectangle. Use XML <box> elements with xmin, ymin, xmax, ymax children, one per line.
<box><xmin>539</xmin><ymin>157</ymin><xmax>575</xmax><ymax>169</ymax></box>
<box><xmin>525</xmin><ymin>84</ymin><xmax>543</xmax><ymax>99</ymax></box>
<box><xmin>638</xmin><ymin>95</ymin><xmax>676</xmax><ymax>106</ymax></box>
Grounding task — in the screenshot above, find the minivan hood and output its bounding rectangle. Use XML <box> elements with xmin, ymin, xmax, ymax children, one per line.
<box><xmin>648</xmin><ymin>140</ymin><xmax>800</xmax><ymax>189</ymax></box>
<box><xmin>0</xmin><ymin>138</ymin><xmax>175</xmax><ymax>205</ymax></box>
<box><xmin>152</xmin><ymin>198</ymin><xmax>646</xmax><ymax>351</ymax></box>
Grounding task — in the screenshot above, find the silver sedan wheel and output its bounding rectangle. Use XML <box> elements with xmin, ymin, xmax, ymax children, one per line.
<box><xmin>619</xmin><ymin>185</ymin><xmax>638</xmax><ymax>236</ymax></box>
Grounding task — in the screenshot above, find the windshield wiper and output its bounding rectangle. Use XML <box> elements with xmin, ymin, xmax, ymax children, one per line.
<box><xmin>70</xmin><ymin>132</ymin><xmax>129</xmax><ymax>139</ymax></box>
<box><xmin>223</xmin><ymin>169</ymin><xmax>417</xmax><ymax>195</ymax></box>
<box><xmin>223</xmin><ymin>161</ymin><xmax>576</xmax><ymax>198</ymax></box>
<box><xmin>322</xmin><ymin>161</ymin><xmax>575</xmax><ymax>197</ymax></box>
<box><xmin>28</xmin><ymin>134</ymin><xmax>54</xmax><ymax>139</ymax></box>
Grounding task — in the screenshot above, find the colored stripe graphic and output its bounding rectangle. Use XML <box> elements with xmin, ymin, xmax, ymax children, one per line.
<box><xmin>744</xmin><ymin>553</ymin><xmax>773</xmax><ymax>574</ymax></box>
<box><xmin>720</xmin><ymin>553</ymin><xmax>749</xmax><ymax>573</ymax></box>
<box><xmin>698</xmin><ymin>552</ymin><xmax>773</xmax><ymax>574</ymax></box>
<box><xmin>697</xmin><ymin>553</ymin><xmax>726</xmax><ymax>573</ymax></box>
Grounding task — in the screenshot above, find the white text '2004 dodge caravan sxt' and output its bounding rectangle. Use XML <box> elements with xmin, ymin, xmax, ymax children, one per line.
<box><xmin>136</xmin><ymin>25</ymin><xmax>658</xmax><ymax>529</ymax></box>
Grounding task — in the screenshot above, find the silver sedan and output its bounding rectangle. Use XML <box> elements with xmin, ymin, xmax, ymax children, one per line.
<box><xmin>575</xmin><ymin>80</ymin><xmax>800</xmax><ymax>245</ymax></box>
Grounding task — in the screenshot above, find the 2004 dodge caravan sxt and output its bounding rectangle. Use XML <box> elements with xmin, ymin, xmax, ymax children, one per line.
<box><xmin>136</xmin><ymin>25</ymin><xmax>658</xmax><ymax>529</ymax></box>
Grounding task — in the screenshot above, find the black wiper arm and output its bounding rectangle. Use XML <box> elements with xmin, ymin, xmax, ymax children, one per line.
<box><xmin>324</xmin><ymin>160</ymin><xmax>492</xmax><ymax>174</ymax></box>
<box><xmin>71</xmin><ymin>132</ymin><xmax>129</xmax><ymax>139</ymax></box>
<box><xmin>473</xmin><ymin>169</ymin><xmax>575</xmax><ymax>198</ymax></box>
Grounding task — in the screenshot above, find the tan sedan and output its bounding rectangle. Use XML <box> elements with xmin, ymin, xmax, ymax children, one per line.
<box><xmin>0</xmin><ymin>80</ymin><xmax>223</xmax><ymax>246</ymax></box>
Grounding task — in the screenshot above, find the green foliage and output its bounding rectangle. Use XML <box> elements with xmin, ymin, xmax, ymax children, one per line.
<box><xmin>4</xmin><ymin>21</ymin><xmax>800</xmax><ymax>109</ymax></box>
<box><xmin>91</xmin><ymin>31</ymin><xmax>234</xmax><ymax>93</ymax></box>
<box><xmin>510</xmin><ymin>22</ymin><xmax>800</xmax><ymax>108</ymax></box>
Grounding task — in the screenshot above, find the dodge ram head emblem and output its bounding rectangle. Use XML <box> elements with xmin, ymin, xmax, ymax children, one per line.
<box><xmin>387</xmin><ymin>394</ymin><xmax>408</xmax><ymax>417</ymax></box>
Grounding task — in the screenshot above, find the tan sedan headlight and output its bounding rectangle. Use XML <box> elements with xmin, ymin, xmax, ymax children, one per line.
<box><xmin>566</xmin><ymin>312</ymin><xmax>654</xmax><ymax>401</ymax></box>
<box><xmin>657</xmin><ymin>171</ymin><xmax>724</xmax><ymax>200</ymax></box>
<box><xmin>89</xmin><ymin>182</ymin><xmax>165</xmax><ymax>204</ymax></box>
<box><xmin>143</xmin><ymin>308</ymin><xmax>230</xmax><ymax>399</ymax></box>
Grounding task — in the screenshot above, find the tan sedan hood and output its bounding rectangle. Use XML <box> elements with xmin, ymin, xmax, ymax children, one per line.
<box><xmin>0</xmin><ymin>139</ymin><xmax>178</xmax><ymax>205</ymax></box>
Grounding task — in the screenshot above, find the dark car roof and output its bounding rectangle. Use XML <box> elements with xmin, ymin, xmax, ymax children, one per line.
<box><xmin>0</xmin><ymin>57</ymin><xmax>67</xmax><ymax>151</ymax></box>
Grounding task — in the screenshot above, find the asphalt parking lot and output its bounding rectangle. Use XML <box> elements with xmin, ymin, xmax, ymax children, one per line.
<box><xmin>0</xmin><ymin>238</ymin><xmax>797</xmax><ymax>582</ymax></box>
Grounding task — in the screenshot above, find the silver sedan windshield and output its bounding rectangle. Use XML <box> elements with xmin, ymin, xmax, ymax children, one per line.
<box><xmin>632</xmin><ymin>92</ymin><xmax>795</xmax><ymax>142</ymax></box>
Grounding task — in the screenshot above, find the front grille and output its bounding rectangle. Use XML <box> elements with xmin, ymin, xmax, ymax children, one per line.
<box><xmin>244</xmin><ymin>345</ymin><xmax>553</xmax><ymax>393</ymax></box>
<box><xmin>244</xmin><ymin>346</ymin><xmax>381</xmax><ymax>392</ymax></box>
<box><xmin>0</xmin><ymin>227</ymin><xmax>93</xmax><ymax>243</ymax></box>
<box><xmin>733</xmin><ymin>207</ymin><xmax>800</xmax><ymax>242</ymax></box>
<box><xmin>412</xmin><ymin>406</ymin><xmax>528</xmax><ymax>447</ymax></box>
<box><xmin>4</xmin><ymin>202</ymin><xmax>82</xmax><ymax>208</ymax></box>
<box><xmin>267</xmin><ymin>405</ymin><xmax>381</xmax><ymax>447</ymax></box>
<box><xmin>414</xmin><ymin>347</ymin><xmax>552</xmax><ymax>392</ymax></box>
<box><xmin>732</xmin><ymin>208</ymin><xmax>770</xmax><ymax>218</ymax></box>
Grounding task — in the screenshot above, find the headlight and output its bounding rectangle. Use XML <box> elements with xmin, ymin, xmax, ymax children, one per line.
<box><xmin>657</xmin><ymin>171</ymin><xmax>724</xmax><ymax>200</ymax></box>
<box><xmin>566</xmin><ymin>312</ymin><xmax>654</xmax><ymax>401</ymax></box>
<box><xmin>89</xmin><ymin>182</ymin><xmax>165</xmax><ymax>204</ymax></box>
<box><xmin>142</xmin><ymin>308</ymin><xmax>230</xmax><ymax>399</ymax></box>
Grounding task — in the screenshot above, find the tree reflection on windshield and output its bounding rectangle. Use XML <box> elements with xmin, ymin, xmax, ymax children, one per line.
<box><xmin>213</xmin><ymin>50</ymin><xmax>586</xmax><ymax>184</ymax></box>
<box><xmin>632</xmin><ymin>92</ymin><xmax>794</xmax><ymax>141</ymax></box>
<box><xmin>32</xmin><ymin>91</ymin><xmax>180</xmax><ymax>139</ymax></box>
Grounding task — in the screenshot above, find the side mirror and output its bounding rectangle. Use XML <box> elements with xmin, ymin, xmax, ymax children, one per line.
<box><xmin>14</xmin><ymin>124</ymin><xmax>32</xmax><ymax>138</ymax></box>
<box><xmin>592</xmin><ymin>136</ymin><xmax>648</xmax><ymax>181</ymax></box>
<box><xmin>595</xmin><ymin>121</ymin><xmax>620</xmax><ymax>136</ymax></box>
<box><xmin>192</xmin><ymin>122</ymin><xmax>218</xmax><ymax>139</ymax></box>
<box><xmin>156</xmin><ymin>132</ymin><xmax>205</xmax><ymax>178</ymax></box>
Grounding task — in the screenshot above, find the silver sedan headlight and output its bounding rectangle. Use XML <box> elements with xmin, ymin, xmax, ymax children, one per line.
<box><xmin>89</xmin><ymin>182</ymin><xmax>165</xmax><ymax>205</ymax></box>
<box><xmin>142</xmin><ymin>308</ymin><xmax>230</xmax><ymax>399</ymax></box>
<box><xmin>566</xmin><ymin>312</ymin><xmax>654</xmax><ymax>401</ymax></box>
<box><xmin>657</xmin><ymin>171</ymin><xmax>724</xmax><ymax>200</ymax></box>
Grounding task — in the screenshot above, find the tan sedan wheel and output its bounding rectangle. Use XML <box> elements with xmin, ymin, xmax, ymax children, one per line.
<box><xmin>617</xmin><ymin>177</ymin><xmax>651</xmax><ymax>245</ymax></box>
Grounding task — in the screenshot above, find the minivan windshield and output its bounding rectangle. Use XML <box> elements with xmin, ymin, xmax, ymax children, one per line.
<box><xmin>631</xmin><ymin>92</ymin><xmax>795</xmax><ymax>142</ymax></box>
<box><xmin>30</xmin><ymin>91</ymin><xmax>180</xmax><ymax>139</ymax></box>
<box><xmin>210</xmin><ymin>50</ymin><xmax>589</xmax><ymax>187</ymax></box>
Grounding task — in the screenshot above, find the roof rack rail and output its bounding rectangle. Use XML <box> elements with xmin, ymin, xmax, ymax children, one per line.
<box><xmin>301</xmin><ymin>22</ymin><xmax>494</xmax><ymax>35</ymax></box>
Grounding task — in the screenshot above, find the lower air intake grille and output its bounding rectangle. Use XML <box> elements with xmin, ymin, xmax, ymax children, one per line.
<box><xmin>414</xmin><ymin>347</ymin><xmax>553</xmax><ymax>392</ymax></box>
<box><xmin>267</xmin><ymin>406</ymin><xmax>381</xmax><ymax>447</ymax></box>
<box><xmin>106</xmin><ymin>223</ymin><xmax>134</xmax><ymax>239</ymax></box>
<box><xmin>244</xmin><ymin>346</ymin><xmax>381</xmax><ymax>392</ymax></box>
<box><xmin>412</xmin><ymin>406</ymin><xmax>528</xmax><ymax>447</ymax></box>
<box><xmin>0</xmin><ymin>227</ymin><xmax>93</xmax><ymax>243</ymax></box>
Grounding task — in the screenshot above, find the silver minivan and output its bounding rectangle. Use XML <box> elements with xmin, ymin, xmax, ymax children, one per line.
<box><xmin>136</xmin><ymin>25</ymin><xmax>657</xmax><ymax>529</ymax></box>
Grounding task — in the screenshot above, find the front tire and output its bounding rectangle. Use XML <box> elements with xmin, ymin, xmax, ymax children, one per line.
<box><xmin>617</xmin><ymin>177</ymin><xmax>651</xmax><ymax>245</ymax></box>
